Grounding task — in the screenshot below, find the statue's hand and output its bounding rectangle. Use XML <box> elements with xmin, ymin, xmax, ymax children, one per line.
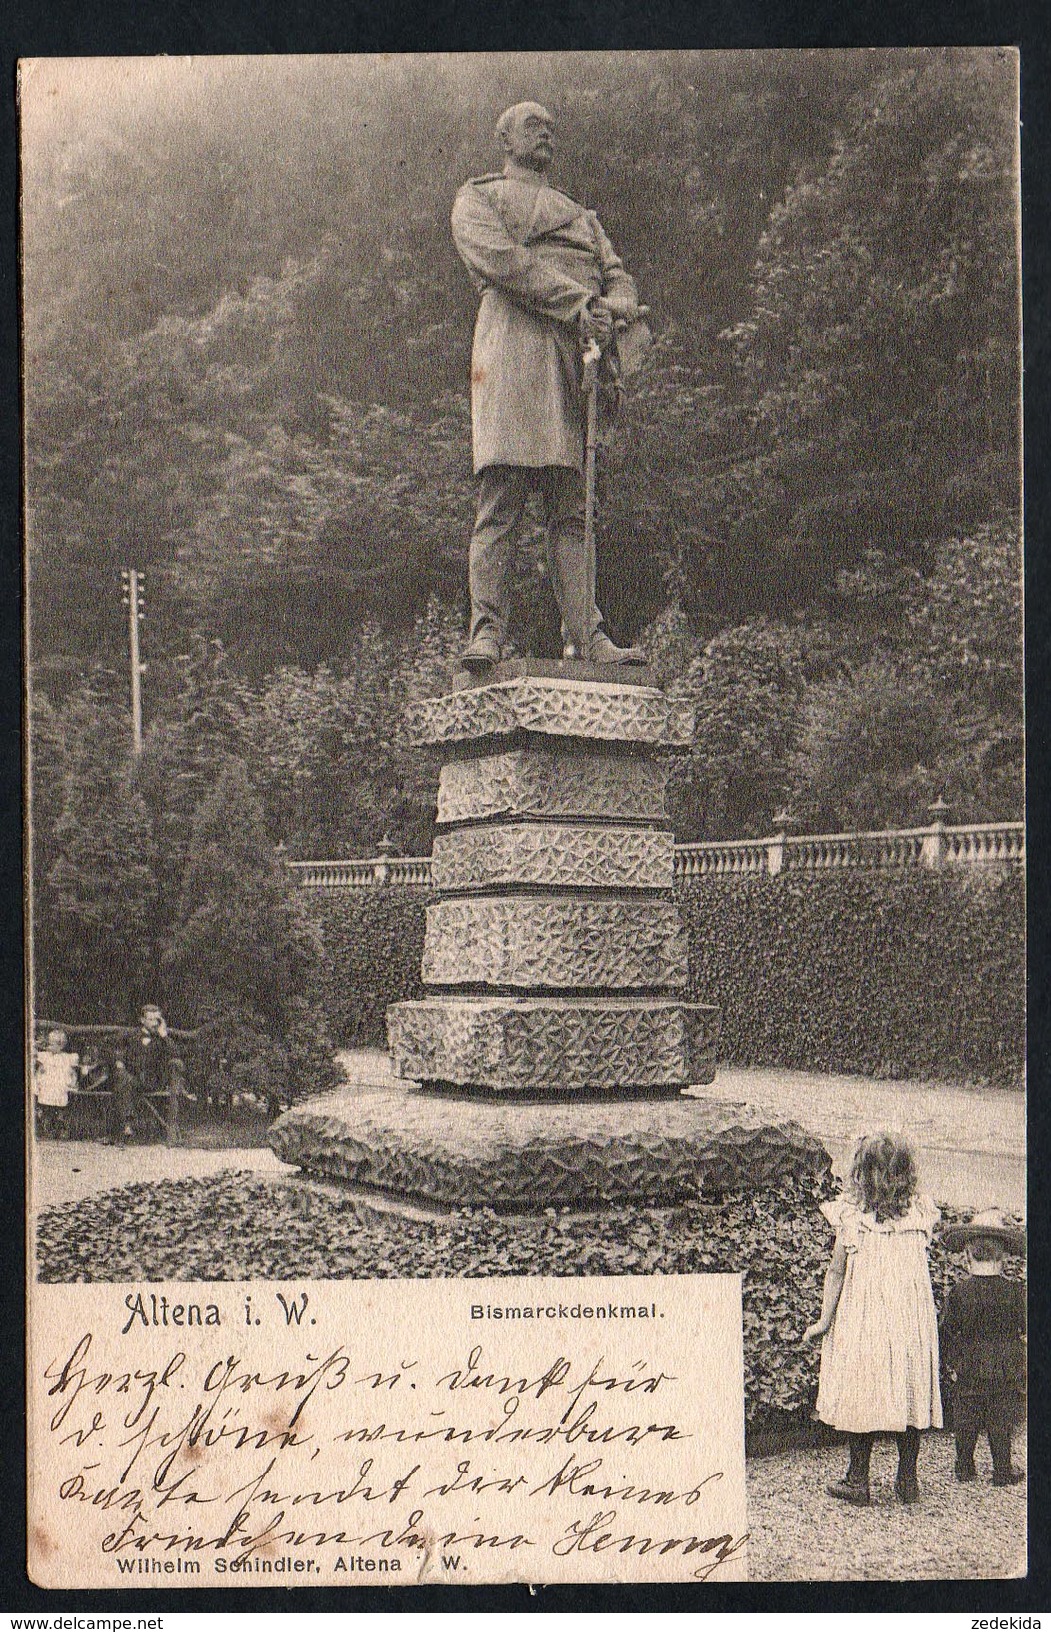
<box><xmin>580</xmin><ymin>299</ymin><xmax>614</xmax><ymax>348</ymax></box>
<box><xmin>603</xmin><ymin>292</ymin><xmax>639</xmax><ymax>323</ymax></box>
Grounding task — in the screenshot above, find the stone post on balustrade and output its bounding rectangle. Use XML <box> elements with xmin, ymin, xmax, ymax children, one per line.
<box><xmin>374</xmin><ymin>833</ymin><xmax>396</xmax><ymax>885</ymax></box>
<box><xmin>766</xmin><ymin>808</ymin><xmax>797</xmax><ymax>877</ymax></box>
<box><xmin>921</xmin><ymin>796</ymin><xmax>951</xmax><ymax>870</ymax></box>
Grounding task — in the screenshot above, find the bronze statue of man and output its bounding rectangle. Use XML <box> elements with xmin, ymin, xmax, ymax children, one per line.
<box><xmin>451</xmin><ymin>101</ymin><xmax>646</xmax><ymax>671</ymax></box>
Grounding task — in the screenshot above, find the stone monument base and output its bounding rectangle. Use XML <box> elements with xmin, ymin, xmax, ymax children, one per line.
<box><xmin>387</xmin><ymin>996</ymin><xmax>719</xmax><ymax>1095</ymax></box>
<box><xmin>268</xmin><ymin>1080</ymin><xmax>830</xmax><ymax>1214</ymax></box>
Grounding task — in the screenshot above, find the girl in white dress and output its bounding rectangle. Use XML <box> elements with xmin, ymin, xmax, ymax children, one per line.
<box><xmin>804</xmin><ymin>1132</ymin><xmax>942</xmax><ymax>1505</ymax></box>
<box><xmin>33</xmin><ymin>1027</ymin><xmax>79</xmax><ymax>1139</ymax></box>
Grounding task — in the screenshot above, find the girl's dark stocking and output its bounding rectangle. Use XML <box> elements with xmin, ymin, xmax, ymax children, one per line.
<box><xmin>828</xmin><ymin>1431</ymin><xmax>874</xmax><ymax>1503</ymax></box>
<box><xmin>846</xmin><ymin>1432</ymin><xmax>874</xmax><ymax>1485</ymax></box>
<box><xmin>895</xmin><ymin>1426</ymin><xmax>920</xmax><ymax>1502</ymax></box>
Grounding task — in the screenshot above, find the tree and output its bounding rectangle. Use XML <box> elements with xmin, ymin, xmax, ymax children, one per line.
<box><xmin>706</xmin><ymin>51</ymin><xmax>1019</xmax><ymax>621</ymax></box>
<box><xmin>135</xmin><ymin>638</ymin><xmax>251</xmax><ymax>918</ymax></box>
<box><xmin>164</xmin><ymin>759</ymin><xmax>336</xmax><ymax>1106</ymax></box>
<box><xmin>40</xmin><ymin>683</ymin><xmax>158</xmax><ymax>1020</ymax></box>
<box><xmin>785</xmin><ymin>520</ymin><xmax>1023</xmax><ymax>829</ymax></box>
<box><xmin>666</xmin><ymin>617</ymin><xmax>816</xmax><ymax>839</ymax></box>
<box><xmin>175</xmin><ymin>394</ymin><xmax>476</xmax><ymax>666</ymax></box>
<box><xmin>227</xmin><ymin>607</ymin><xmax>456</xmax><ymax>859</ymax></box>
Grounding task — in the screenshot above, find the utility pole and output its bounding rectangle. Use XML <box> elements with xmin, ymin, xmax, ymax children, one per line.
<box><xmin>121</xmin><ymin>568</ymin><xmax>145</xmax><ymax>755</ymax></box>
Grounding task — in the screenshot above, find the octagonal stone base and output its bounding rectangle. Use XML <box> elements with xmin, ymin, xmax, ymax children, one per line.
<box><xmin>436</xmin><ymin>749</ymin><xmax>672</xmax><ymax>827</ymax></box>
<box><xmin>268</xmin><ymin>1080</ymin><xmax>831</xmax><ymax>1212</ymax></box>
<box><xmin>405</xmin><ymin>675</ymin><xmax>694</xmax><ymax>751</ymax></box>
<box><xmin>431</xmin><ymin>823</ymin><xmax>674</xmax><ymax>893</ymax></box>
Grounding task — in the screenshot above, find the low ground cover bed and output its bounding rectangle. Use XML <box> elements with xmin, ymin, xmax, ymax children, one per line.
<box><xmin>35</xmin><ymin>1171</ymin><xmax>1021</xmax><ymax>1445</ymax></box>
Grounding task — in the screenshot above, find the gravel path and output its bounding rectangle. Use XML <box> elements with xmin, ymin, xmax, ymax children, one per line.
<box><xmin>703</xmin><ymin>1065</ymin><xmax>1024</xmax><ymax>1210</ymax></box>
<box><xmin>746</xmin><ymin>1431</ymin><xmax>1026</xmax><ymax>1580</ymax></box>
<box><xmin>29</xmin><ymin>1139</ymin><xmax>284</xmax><ymax>1210</ymax></box>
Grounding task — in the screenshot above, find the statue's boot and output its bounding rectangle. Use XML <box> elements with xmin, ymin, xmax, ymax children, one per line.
<box><xmin>461</xmin><ymin>635</ymin><xmax>501</xmax><ymax>673</ymax></box>
<box><xmin>589</xmin><ymin>630</ymin><xmax>647</xmax><ymax>665</ymax></box>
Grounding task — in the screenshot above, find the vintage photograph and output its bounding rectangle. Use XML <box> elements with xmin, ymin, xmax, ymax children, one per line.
<box><xmin>23</xmin><ymin>50</ymin><xmax>1024</xmax><ymax>1584</ymax></box>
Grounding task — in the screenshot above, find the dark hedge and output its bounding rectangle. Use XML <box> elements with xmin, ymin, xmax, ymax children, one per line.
<box><xmin>308</xmin><ymin>887</ymin><xmax>430</xmax><ymax>1046</ymax></box>
<box><xmin>677</xmin><ymin>869</ymin><xmax>1024</xmax><ymax>1088</ymax></box>
<box><xmin>301</xmin><ymin>874</ymin><xmax>1018</xmax><ymax>1090</ymax></box>
<box><xmin>307</xmin><ymin>868</ymin><xmax>1024</xmax><ymax>1088</ymax></box>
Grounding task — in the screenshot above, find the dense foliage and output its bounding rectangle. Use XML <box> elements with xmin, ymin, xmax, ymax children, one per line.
<box><xmin>308</xmin><ymin>889</ymin><xmax>429</xmax><ymax>1043</ymax></box>
<box><xmin>35</xmin><ymin>1172</ymin><xmax>1022</xmax><ymax>1443</ymax></box>
<box><xmin>303</xmin><ymin>869</ymin><xmax>1023</xmax><ymax>1089</ymax></box>
<box><xmin>25</xmin><ymin>53</ymin><xmax>1020</xmax><ymax>823</ymax></box>
<box><xmin>30</xmin><ymin>672</ymin><xmax>347</xmax><ymax>1103</ymax></box>
<box><xmin>26</xmin><ymin>52</ymin><xmax>1023</xmax><ymax>1052</ymax></box>
<box><xmin>29</xmin><ymin>619</ymin><xmax>453</xmax><ymax>1038</ymax></box>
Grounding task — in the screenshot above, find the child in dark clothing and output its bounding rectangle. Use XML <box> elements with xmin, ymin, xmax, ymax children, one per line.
<box><xmin>939</xmin><ymin>1209</ymin><xmax>1026</xmax><ymax>1487</ymax></box>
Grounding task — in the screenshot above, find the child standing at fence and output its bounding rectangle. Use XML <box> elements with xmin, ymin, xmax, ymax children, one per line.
<box><xmin>804</xmin><ymin>1132</ymin><xmax>942</xmax><ymax>1505</ymax></box>
<box><xmin>939</xmin><ymin>1209</ymin><xmax>1026</xmax><ymax>1487</ymax></box>
<box><xmin>33</xmin><ymin>1027</ymin><xmax>79</xmax><ymax>1139</ymax></box>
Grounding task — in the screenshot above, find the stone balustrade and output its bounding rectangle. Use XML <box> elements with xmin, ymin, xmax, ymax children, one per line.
<box><xmin>287</xmin><ymin>819</ymin><xmax>1024</xmax><ymax>889</ymax></box>
<box><xmin>941</xmin><ymin>821</ymin><xmax>1026</xmax><ymax>867</ymax></box>
<box><xmin>287</xmin><ymin>856</ymin><xmax>433</xmax><ymax>889</ymax></box>
<box><xmin>676</xmin><ymin>840</ymin><xmax>769</xmax><ymax>879</ymax></box>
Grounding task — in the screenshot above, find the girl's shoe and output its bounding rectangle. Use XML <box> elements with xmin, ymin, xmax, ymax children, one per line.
<box><xmin>895</xmin><ymin>1474</ymin><xmax>919</xmax><ymax>1504</ymax></box>
<box><xmin>827</xmin><ymin>1479</ymin><xmax>870</xmax><ymax>1506</ymax></box>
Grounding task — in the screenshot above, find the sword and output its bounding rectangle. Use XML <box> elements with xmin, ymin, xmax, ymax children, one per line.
<box><xmin>573</xmin><ymin>310</ymin><xmax>651</xmax><ymax>662</ymax></box>
<box><xmin>579</xmin><ymin>335</ymin><xmax>602</xmax><ymax>662</ymax></box>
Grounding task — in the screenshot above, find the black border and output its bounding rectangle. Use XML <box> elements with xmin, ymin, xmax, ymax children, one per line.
<box><xmin>3</xmin><ymin>0</ymin><xmax>1048</xmax><ymax>1613</ymax></box>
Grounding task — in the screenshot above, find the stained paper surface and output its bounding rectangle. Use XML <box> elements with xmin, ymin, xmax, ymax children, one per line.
<box><xmin>29</xmin><ymin>1275</ymin><xmax>747</xmax><ymax>1587</ymax></box>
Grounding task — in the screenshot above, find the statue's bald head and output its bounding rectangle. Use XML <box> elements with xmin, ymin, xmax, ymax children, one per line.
<box><xmin>496</xmin><ymin>102</ymin><xmax>555</xmax><ymax>173</ymax></box>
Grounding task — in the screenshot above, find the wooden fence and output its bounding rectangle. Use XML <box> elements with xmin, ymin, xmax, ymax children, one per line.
<box><xmin>287</xmin><ymin>819</ymin><xmax>1024</xmax><ymax>890</ymax></box>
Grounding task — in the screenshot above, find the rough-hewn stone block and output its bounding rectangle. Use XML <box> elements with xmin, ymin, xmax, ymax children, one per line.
<box><xmin>451</xmin><ymin>656</ymin><xmax>659</xmax><ymax>689</ymax></box>
<box><xmin>432</xmin><ymin>823</ymin><xmax>674</xmax><ymax>892</ymax></box>
<box><xmin>405</xmin><ymin>676</ymin><xmax>694</xmax><ymax>751</ymax></box>
<box><xmin>436</xmin><ymin>749</ymin><xmax>672</xmax><ymax>826</ymax></box>
<box><xmin>422</xmin><ymin>896</ymin><xmax>688</xmax><ymax>989</ymax></box>
<box><xmin>387</xmin><ymin>995</ymin><xmax>718</xmax><ymax>1090</ymax></box>
<box><xmin>269</xmin><ymin>1080</ymin><xmax>830</xmax><ymax>1210</ymax></box>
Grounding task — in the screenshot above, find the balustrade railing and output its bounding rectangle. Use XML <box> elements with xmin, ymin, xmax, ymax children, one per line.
<box><xmin>287</xmin><ymin>856</ymin><xmax>434</xmax><ymax>890</ymax></box>
<box><xmin>288</xmin><ymin>819</ymin><xmax>1023</xmax><ymax>889</ymax></box>
<box><xmin>676</xmin><ymin>839</ymin><xmax>768</xmax><ymax>879</ymax></box>
<box><xmin>941</xmin><ymin>822</ymin><xmax>1026</xmax><ymax>867</ymax></box>
<box><xmin>781</xmin><ymin>827</ymin><xmax>928</xmax><ymax>872</ymax></box>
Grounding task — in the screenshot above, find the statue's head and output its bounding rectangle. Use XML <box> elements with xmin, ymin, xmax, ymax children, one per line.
<box><xmin>496</xmin><ymin>102</ymin><xmax>555</xmax><ymax>174</ymax></box>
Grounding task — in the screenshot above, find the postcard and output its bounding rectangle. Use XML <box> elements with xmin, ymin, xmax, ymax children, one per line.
<box><xmin>23</xmin><ymin>49</ymin><xmax>1025</xmax><ymax>1590</ymax></box>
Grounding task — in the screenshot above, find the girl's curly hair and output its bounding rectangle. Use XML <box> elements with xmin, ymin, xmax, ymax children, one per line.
<box><xmin>849</xmin><ymin>1132</ymin><xmax>918</xmax><ymax>1222</ymax></box>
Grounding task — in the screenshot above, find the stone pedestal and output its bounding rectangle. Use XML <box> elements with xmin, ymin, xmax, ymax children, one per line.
<box><xmin>270</xmin><ymin>662</ymin><xmax>830</xmax><ymax>1211</ymax></box>
<box><xmin>387</xmin><ymin>666</ymin><xmax>716</xmax><ymax>1097</ymax></box>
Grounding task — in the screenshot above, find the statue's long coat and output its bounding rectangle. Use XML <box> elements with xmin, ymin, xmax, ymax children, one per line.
<box><xmin>451</xmin><ymin>172</ymin><xmax>638</xmax><ymax>473</ymax></box>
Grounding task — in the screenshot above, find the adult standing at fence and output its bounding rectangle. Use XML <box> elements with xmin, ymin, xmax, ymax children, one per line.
<box><xmin>451</xmin><ymin>101</ymin><xmax>647</xmax><ymax>671</ymax></box>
